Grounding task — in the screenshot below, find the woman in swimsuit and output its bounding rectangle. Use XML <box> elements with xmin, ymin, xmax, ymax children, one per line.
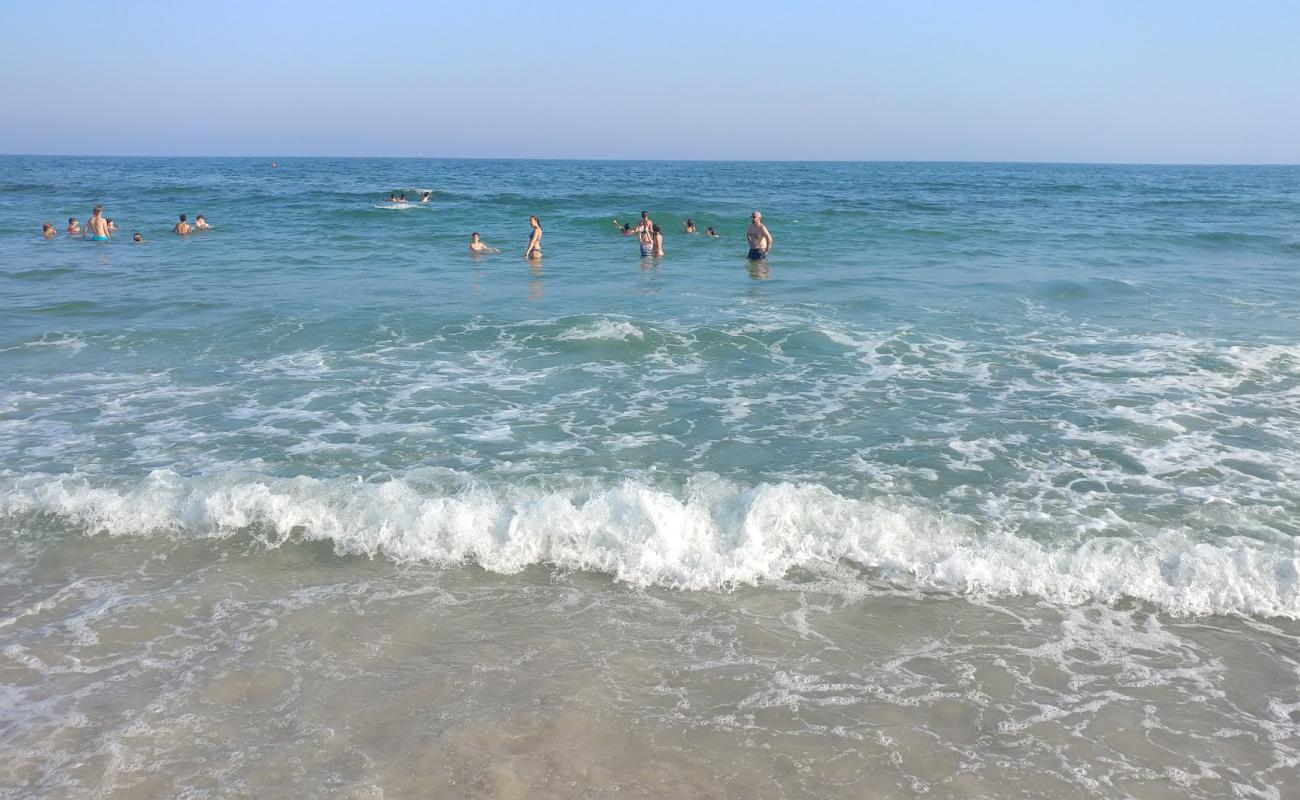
<box><xmin>652</xmin><ymin>223</ymin><xmax>665</xmax><ymax>256</ymax></box>
<box><xmin>525</xmin><ymin>215</ymin><xmax>543</xmax><ymax>259</ymax></box>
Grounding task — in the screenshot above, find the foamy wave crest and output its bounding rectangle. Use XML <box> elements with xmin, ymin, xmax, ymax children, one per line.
<box><xmin>555</xmin><ymin>319</ymin><xmax>645</xmax><ymax>341</ymax></box>
<box><xmin>3</xmin><ymin>470</ymin><xmax>1297</xmax><ymax>617</ymax></box>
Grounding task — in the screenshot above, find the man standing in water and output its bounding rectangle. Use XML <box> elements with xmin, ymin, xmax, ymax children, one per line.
<box><xmin>746</xmin><ymin>210</ymin><xmax>772</xmax><ymax>260</ymax></box>
<box><xmin>85</xmin><ymin>205</ymin><xmax>111</xmax><ymax>241</ymax></box>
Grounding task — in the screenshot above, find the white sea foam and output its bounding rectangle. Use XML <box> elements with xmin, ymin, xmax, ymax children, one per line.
<box><xmin>3</xmin><ymin>471</ymin><xmax>1296</xmax><ymax>618</ymax></box>
<box><xmin>556</xmin><ymin>319</ymin><xmax>645</xmax><ymax>342</ymax></box>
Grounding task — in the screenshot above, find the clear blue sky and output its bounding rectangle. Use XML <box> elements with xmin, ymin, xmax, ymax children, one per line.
<box><xmin>2</xmin><ymin>1</ymin><xmax>1296</xmax><ymax>162</ymax></box>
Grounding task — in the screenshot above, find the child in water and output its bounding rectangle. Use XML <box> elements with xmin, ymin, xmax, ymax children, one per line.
<box><xmin>469</xmin><ymin>232</ymin><xmax>500</xmax><ymax>254</ymax></box>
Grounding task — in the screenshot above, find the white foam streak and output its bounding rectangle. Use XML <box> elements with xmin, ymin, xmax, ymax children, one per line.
<box><xmin>3</xmin><ymin>471</ymin><xmax>1297</xmax><ymax>618</ymax></box>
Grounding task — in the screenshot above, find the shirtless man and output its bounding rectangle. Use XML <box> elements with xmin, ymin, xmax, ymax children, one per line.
<box><xmin>746</xmin><ymin>211</ymin><xmax>772</xmax><ymax>260</ymax></box>
<box><xmin>469</xmin><ymin>232</ymin><xmax>500</xmax><ymax>253</ymax></box>
<box><xmin>637</xmin><ymin>218</ymin><xmax>654</xmax><ymax>257</ymax></box>
<box><xmin>174</xmin><ymin>214</ymin><xmax>193</xmax><ymax>235</ymax></box>
<box><xmin>66</xmin><ymin>218</ymin><xmax>80</xmax><ymax>235</ymax></box>
<box><xmin>194</xmin><ymin>214</ymin><xmax>212</xmax><ymax>229</ymax></box>
<box><xmin>85</xmin><ymin>205</ymin><xmax>111</xmax><ymax>241</ymax></box>
<box><xmin>42</xmin><ymin>223</ymin><xmax>56</xmax><ymax>239</ymax></box>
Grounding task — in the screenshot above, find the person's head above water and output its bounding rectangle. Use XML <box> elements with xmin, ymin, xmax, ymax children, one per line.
<box><xmin>133</xmin><ymin>232</ymin><xmax>143</xmax><ymax>242</ymax></box>
<box><xmin>68</xmin><ymin>217</ymin><xmax>77</xmax><ymax>225</ymax></box>
<box><xmin>641</xmin><ymin>211</ymin><xmax>649</xmax><ymax>220</ymax></box>
<box><xmin>529</xmin><ymin>215</ymin><xmax>541</xmax><ymax>228</ymax></box>
<box><xmin>652</xmin><ymin>223</ymin><xmax>661</xmax><ymax>233</ymax></box>
<box><xmin>179</xmin><ymin>214</ymin><xmax>187</xmax><ymax>222</ymax></box>
<box><xmin>752</xmin><ymin>210</ymin><xmax>763</xmax><ymax>222</ymax></box>
<box><xmin>471</xmin><ymin>232</ymin><xmax>481</xmax><ymax>241</ymax></box>
<box><xmin>623</xmin><ymin>224</ymin><xmax>632</xmax><ymax>232</ymax></box>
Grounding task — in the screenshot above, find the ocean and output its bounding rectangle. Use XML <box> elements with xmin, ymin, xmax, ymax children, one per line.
<box><xmin>1</xmin><ymin>156</ymin><xmax>1298</xmax><ymax>798</ymax></box>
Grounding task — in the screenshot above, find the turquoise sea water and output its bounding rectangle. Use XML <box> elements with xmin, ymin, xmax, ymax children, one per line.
<box><xmin>2</xmin><ymin>157</ymin><xmax>1299</xmax><ymax>797</ymax></box>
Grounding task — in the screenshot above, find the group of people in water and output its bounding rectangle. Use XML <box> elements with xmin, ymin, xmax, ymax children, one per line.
<box><xmin>41</xmin><ymin>194</ymin><xmax>776</xmax><ymax>266</ymax></box>
<box><xmin>41</xmin><ymin>205</ymin><xmax>212</xmax><ymax>242</ymax></box>
<box><xmin>472</xmin><ymin>209</ymin><xmax>772</xmax><ymax>262</ymax></box>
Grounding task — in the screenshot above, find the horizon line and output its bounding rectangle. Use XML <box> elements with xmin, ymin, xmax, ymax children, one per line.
<box><xmin>1</xmin><ymin>153</ymin><xmax>1298</xmax><ymax>168</ymax></box>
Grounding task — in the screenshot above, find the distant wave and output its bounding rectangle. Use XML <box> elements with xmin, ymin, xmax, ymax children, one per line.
<box><xmin>3</xmin><ymin>470</ymin><xmax>1296</xmax><ymax>618</ymax></box>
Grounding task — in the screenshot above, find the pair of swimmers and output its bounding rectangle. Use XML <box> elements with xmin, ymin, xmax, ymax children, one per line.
<box><xmin>683</xmin><ymin>219</ymin><xmax>721</xmax><ymax>237</ymax></box>
<box><xmin>173</xmin><ymin>214</ymin><xmax>211</xmax><ymax>236</ymax></box>
<box><xmin>470</xmin><ymin>217</ymin><xmax>542</xmax><ymax>258</ymax></box>
<box><xmin>387</xmin><ymin>192</ymin><xmax>432</xmax><ymax>204</ymax></box>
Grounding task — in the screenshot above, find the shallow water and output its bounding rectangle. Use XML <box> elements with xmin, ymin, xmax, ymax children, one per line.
<box><xmin>2</xmin><ymin>157</ymin><xmax>1299</xmax><ymax>797</ymax></box>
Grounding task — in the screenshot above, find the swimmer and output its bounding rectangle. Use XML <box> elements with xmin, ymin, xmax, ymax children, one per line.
<box><xmin>194</xmin><ymin>214</ymin><xmax>211</xmax><ymax>229</ymax></box>
<box><xmin>174</xmin><ymin>214</ymin><xmax>192</xmax><ymax>235</ymax></box>
<box><xmin>42</xmin><ymin>223</ymin><xmax>56</xmax><ymax>239</ymax></box>
<box><xmin>66</xmin><ymin>218</ymin><xmax>80</xmax><ymax>235</ymax></box>
<box><xmin>469</xmin><ymin>232</ymin><xmax>500</xmax><ymax>254</ymax></box>
<box><xmin>132</xmin><ymin>232</ymin><xmax>143</xmax><ymax>243</ymax></box>
<box><xmin>684</xmin><ymin>218</ymin><xmax>697</xmax><ymax>233</ymax></box>
<box><xmin>106</xmin><ymin>218</ymin><xmax>118</xmax><ymax>232</ymax></box>
<box><xmin>388</xmin><ymin>193</ymin><xmax>399</xmax><ymax>203</ymax></box>
<box><xmin>271</xmin><ymin>162</ymin><xmax>278</xmax><ymax>168</ymax></box>
<box><xmin>706</xmin><ymin>227</ymin><xmax>719</xmax><ymax>237</ymax></box>
<box><xmin>85</xmin><ymin>205</ymin><xmax>110</xmax><ymax>241</ymax></box>
<box><xmin>637</xmin><ymin>218</ymin><xmax>654</xmax><ymax>257</ymax></box>
<box><xmin>652</xmin><ymin>223</ymin><xmax>665</xmax><ymax>256</ymax></box>
<box><xmin>421</xmin><ymin>191</ymin><xmax>431</xmax><ymax>203</ymax></box>
<box><xmin>400</xmin><ymin>193</ymin><xmax>408</xmax><ymax>202</ymax></box>
<box><xmin>636</xmin><ymin>210</ymin><xmax>654</xmax><ymax>236</ymax></box>
<box><xmin>525</xmin><ymin>215</ymin><xmax>543</xmax><ymax>259</ymax></box>
<box><xmin>612</xmin><ymin>220</ymin><xmax>636</xmax><ymax>236</ymax></box>
<box><xmin>746</xmin><ymin>210</ymin><xmax>772</xmax><ymax>260</ymax></box>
